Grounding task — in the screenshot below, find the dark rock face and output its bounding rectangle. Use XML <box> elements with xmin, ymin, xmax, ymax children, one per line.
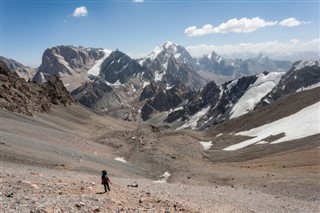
<box><xmin>100</xmin><ymin>50</ymin><xmax>151</xmax><ymax>84</ymax></box>
<box><xmin>71</xmin><ymin>80</ymin><xmax>113</xmax><ymax>109</ymax></box>
<box><xmin>165</xmin><ymin>75</ymin><xmax>259</xmax><ymax>129</ymax></box>
<box><xmin>0</xmin><ymin>60</ymin><xmax>73</xmax><ymax>116</ymax></box>
<box><xmin>139</xmin><ymin>81</ymin><xmax>190</xmax><ymax>121</ymax></box>
<box><xmin>33</xmin><ymin>45</ymin><xmax>104</xmax><ymax>83</ymax></box>
<box><xmin>165</xmin><ymin>81</ymin><xmax>221</xmax><ymax>124</ymax></box>
<box><xmin>258</xmin><ymin>60</ymin><xmax>320</xmax><ymax>107</ymax></box>
<box><xmin>0</xmin><ymin>56</ymin><xmax>36</xmax><ymax>81</ymax></box>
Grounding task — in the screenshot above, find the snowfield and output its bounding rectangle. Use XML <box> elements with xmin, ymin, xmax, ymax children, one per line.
<box><xmin>223</xmin><ymin>101</ymin><xmax>320</xmax><ymax>151</ymax></box>
<box><xmin>87</xmin><ymin>49</ymin><xmax>112</xmax><ymax>76</ymax></box>
<box><xmin>199</xmin><ymin>141</ymin><xmax>213</xmax><ymax>150</ymax></box>
<box><xmin>230</xmin><ymin>72</ymin><xmax>284</xmax><ymax>119</ymax></box>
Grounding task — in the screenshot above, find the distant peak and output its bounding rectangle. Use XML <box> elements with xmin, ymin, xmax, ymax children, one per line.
<box><xmin>162</xmin><ymin>41</ymin><xmax>178</xmax><ymax>48</ymax></box>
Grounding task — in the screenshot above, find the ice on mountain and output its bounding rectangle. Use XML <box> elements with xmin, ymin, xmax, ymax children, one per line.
<box><xmin>154</xmin><ymin>70</ymin><xmax>165</xmax><ymax>82</ymax></box>
<box><xmin>296</xmin><ymin>82</ymin><xmax>320</xmax><ymax>92</ymax></box>
<box><xmin>226</xmin><ymin>79</ymin><xmax>238</xmax><ymax>91</ymax></box>
<box><xmin>166</xmin><ymin>84</ymin><xmax>174</xmax><ymax>90</ymax></box>
<box><xmin>176</xmin><ymin>106</ymin><xmax>211</xmax><ymax>130</ymax></box>
<box><xmin>174</xmin><ymin>53</ymin><xmax>181</xmax><ymax>59</ymax></box>
<box><xmin>143</xmin><ymin>81</ymin><xmax>150</xmax><ymax>88</ymax></box>
<box><xmin>230</xmin><ymin>72</ymin><xmax>284</xmax><ymax>119</ymax></box>
<box><xmin>87</xmin><ymin>49</ymin><xmax>112</xmax><ymax>76</ymax></box>
<box><xmin>105</xmin><ymin>79</ymin><xmax>122</xmax><ymax>87</ymax></box>
<box><xmin>199</xmin><ymin>141</ymin><xmax>213</xmax><ymax>150</ymax></box>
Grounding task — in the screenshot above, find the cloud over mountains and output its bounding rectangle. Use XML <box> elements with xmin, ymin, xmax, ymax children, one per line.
<box><xmin>185</xmin><ymin>17</ymin><xmax>310</xmax><ymax>37</ymax></box>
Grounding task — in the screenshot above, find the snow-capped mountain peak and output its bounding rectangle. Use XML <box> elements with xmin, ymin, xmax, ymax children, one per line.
<box><xmin>139</xmin><ymin>41</ymin><xmax>194</xmax><ymax>68</ymax></box>
<box><xmin>207</xmin><ymin>51</ymin><xmax>223</xmax><ymax>63</ymax></box>
<box><xmin>293</xmin><ymin>60</ymin><xmax>319</xmax><ymax>71</ymax></box>
<box><xmin>162</xmin><ymin>41</ymin><xmax>177</xmax><ymax>49</ymax></box>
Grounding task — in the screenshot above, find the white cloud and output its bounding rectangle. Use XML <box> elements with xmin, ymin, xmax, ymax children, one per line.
<box><xmin>72</xmin><ymin>6</ymin><xmax>88</xmax><ymax>18</ymax></box>
<box><xmin>133</xmin><ymin>0</ymin><xmax>144</xmax><ymax>2</ymax></box>
<box><xmin>185</xmin><ymin>17</ymin><xmax>277</xmax><ymax>37</ymax></box>
<box><xmin>279</xmin><ymin>17</ymin><xmax>301</xmax><ymax>27</ymax></box>
<box><xmin>279</xmin><ymin>17</ymin><xmax>311</xmax><ymax>27</ymax></box>
<box><xmin>186</xmin><ymin>38</ymin><xmax>320</xmax><ymax>57</ymax></box>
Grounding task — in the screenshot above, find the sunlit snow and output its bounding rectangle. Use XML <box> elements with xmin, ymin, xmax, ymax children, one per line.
<box><xmin>105</xmin><ymin>80</ymin><xmax>122</xmax><ymax>87</ymax></box>
<box><xmin>114</xmin><ymin>157</ymin><xmax>127</xmax><ymax>163</ymax></box>
<box><xmin>223</xmin><ymin>102</ymin><xmax>320</xmax><ymax>151</ymax></box>
<box><xmin>199</xmin><ymin>141</ymin><xmax>213</xmax><ymax>150</ymax></box>
<box><xmin>154</xmin><ymin>70</ymin><xmax>166</xmax><ymax>82</ymax></box>
<box><xmin>230</xmin><ymin>72</ymin><xmax>284</xmax><ymax>119</ymax></box>
<box><xmin>176</xmin><ymin>106</ymin><xmax>211</xmax><ymax>130</ymax></box>
<box><xmin>153</xmin><ymin>171</ymin><xmax>171</xmax><ymax>183</ymax></box>
<box><xmin>294</xmin><ymin>60</ymin><xmax>319</xmax><ymax>71</ymax></box>
<box><xmin>296</xmin><ymin>82</ymin><xmax>320</xmax><ymax>92</ymax></box>
<box><xmin>87</xmin><ymin>49</ymin><xmax>112</xmax><ymax>76</ymax></box>
<box><xmin>226</xmin><ymin>79</ymin><xmax>238</xmax><ymax>90</ymax></box>
<box><xmin>143</xmin><ymin>81</ymin><xmax>150</xmax><ymax>88</ymax></box>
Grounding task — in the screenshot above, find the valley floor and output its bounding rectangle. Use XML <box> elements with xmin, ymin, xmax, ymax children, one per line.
<box><xmin>0</xmin><ymin>105</ymin><xmax>319</xmax><ymax>212</ymax></box>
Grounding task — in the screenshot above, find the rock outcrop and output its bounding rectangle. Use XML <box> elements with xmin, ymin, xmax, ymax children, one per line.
<box><xmin>0</xmin><ymin>60</ymin><xmax>73</xmax><ymax>116</ymax></box>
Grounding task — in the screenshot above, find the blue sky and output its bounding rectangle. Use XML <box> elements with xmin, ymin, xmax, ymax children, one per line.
<box><xmin>1</xmin><ymin>0</ymin><xmax>319</xmax><ymax>67</ymax></box>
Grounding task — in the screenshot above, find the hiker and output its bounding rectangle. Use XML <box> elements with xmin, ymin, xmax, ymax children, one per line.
<box><xmin>101</xmin><ymin>170</ymin><xmax>111</xmax><ymax>192</ymax></box>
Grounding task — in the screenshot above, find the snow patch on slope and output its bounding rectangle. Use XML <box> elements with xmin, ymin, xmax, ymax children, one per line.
<box><xmin>114</xmin><ymin>157</ymin><xmax>127</xmax><ymax>163</ymax></box>
<box><xmin>223</xmin><ymin>101</ymin><xmax>320</xmax><ymax>151</ymax></box>
<box><xmin>199</xmin><ymin>141</ymin><xmax>213</xmax><ymax>150</ymax></box>
<box><xmin>153</xmin><ymin>171</ymin><xmax>171</xmax><ymax>183</ymax></box>
<box><xmin>176</xmin><ymin>106</ymin><xmax>211</xmax><ymax>130</ymax></box>
<box><xmin>296</xmin><ymin>82</ymin><xmax>320</xmax><ymax>92</ymax></box>
<box><xmin>87</xmin><ymin>49</ymin><xmax>112</xmax><ymax>76</ymax></box>
<box><xmin>230</xmin><ymin>72</ymin><xmax>284</xmax><ymax>119</ymax></box>
<box><xmin>155</xmin><ymin>70</ymin><xmax>166</xmax><ymax>82</ymax></box>
<box><xmin>106</xmin><ymin>80</ymin><xmax>122</xmax><ymax>87</ymax></box>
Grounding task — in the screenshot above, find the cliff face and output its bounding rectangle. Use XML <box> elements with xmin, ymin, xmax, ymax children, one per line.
<box><xmin>0</xmin><ymin>60</ymin><xmax>73</xmax><ymax>116</ymax></box>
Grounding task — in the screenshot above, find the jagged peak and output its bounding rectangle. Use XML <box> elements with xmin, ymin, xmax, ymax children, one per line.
<box><xmin>162</xmin><ymin>41</ymin><xmax>178</xmax><ymax>48</ymax></box>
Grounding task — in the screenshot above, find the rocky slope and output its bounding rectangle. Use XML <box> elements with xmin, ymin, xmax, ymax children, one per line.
<box><xmin>0</xmin><ymin>60</ymin><xmax>73</xmax><ymax>116</ymax></box>
<box><xmin>1</xmin><ymin>86</ymin><xmax>319</xmax><ymax>212</ymax></box>
<box><xmin>0</xmin><ymin>56</ymin><xmax>36</xmax><ymax>80</ymax></box>
<box><xmin>24</xmin><ymin>42</ymin><xmax>293</xmax><ymax>123</ymax></box>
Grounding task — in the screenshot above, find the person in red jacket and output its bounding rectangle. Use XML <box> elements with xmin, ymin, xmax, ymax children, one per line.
<box><xmin>101</xmin><ymin>170</ymin><xmax>111</xmax><ymax>193</ymax></box>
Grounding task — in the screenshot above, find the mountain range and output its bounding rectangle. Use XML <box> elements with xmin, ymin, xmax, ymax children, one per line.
<box><xmin>1</xmin><ymin>41</ymin><xmax>319</xmax><ymax>130</ymax></box>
